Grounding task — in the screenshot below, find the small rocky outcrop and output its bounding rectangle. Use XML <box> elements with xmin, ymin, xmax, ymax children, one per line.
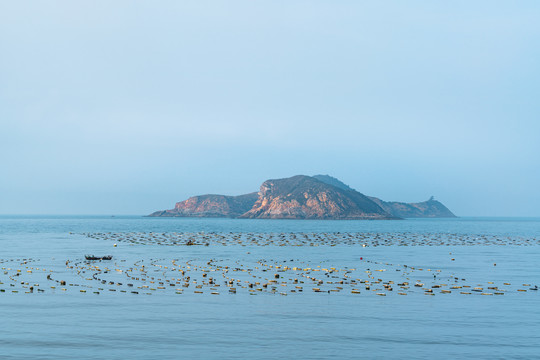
<box><xmin>368</xmin><ymin>196</ymin><xmax>456</xmax><ymax>218</ymax></box>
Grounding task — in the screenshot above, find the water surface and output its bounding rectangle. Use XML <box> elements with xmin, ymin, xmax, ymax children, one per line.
<box><xmin>0</xmin><ymin>216</ymin><xmax>539</xmax><ymax>359</ymax></box>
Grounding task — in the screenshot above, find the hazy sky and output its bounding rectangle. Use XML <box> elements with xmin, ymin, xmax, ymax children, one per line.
<box><xmin>1</xmin><ymin>1</ymin><xmax>539</xmax><ymax>216</ymax></box>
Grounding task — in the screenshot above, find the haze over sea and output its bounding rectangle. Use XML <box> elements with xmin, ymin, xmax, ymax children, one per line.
<box><xmin>1</xmin><ymin>215</ymin><xmax>539</xmax><ymax>359</ymax></box>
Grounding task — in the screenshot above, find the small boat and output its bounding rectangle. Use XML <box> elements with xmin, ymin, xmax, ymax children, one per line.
<box><xmin>85</xmin><ymin>255</ymin><xmax>113</xmax><ymax>261</ymax></box>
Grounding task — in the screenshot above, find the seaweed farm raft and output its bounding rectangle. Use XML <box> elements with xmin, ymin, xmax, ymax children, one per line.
<box><xmin>83</xmin><ymin>231</ymin><xmax>540</xmax><ymax>247</ymax></box>
<box><xmin>0</xmin><ymin>232</ymin><xmax>538</xmax><ymax>297</ymax></box>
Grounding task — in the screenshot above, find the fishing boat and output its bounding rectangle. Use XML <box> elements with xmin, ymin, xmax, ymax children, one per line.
<box><xmin>85</xmin><ymin>255</ymin><xmax>113</xmax><ymax>261</ymax></box>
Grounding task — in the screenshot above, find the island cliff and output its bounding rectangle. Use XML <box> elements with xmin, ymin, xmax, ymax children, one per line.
<box><xmin>149</xmin><ymin>193</ymin><xmax>258</xmax><ymax>218</ymax></box>
<box><xmin>239</xmin><ymin>175</ymin><xmax>394</xmax><ymax>219</ymax></box>
<box><xmin>148</xmin><ymin>175</ymin><xmax>456</xmax><ymax>219</ymax></box>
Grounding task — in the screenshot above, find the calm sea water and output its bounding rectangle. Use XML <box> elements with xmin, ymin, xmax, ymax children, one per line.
<box><xmin>0</xmin><ymin>216</ymin><xmax>539</xmax><ymax>359</ymax></box>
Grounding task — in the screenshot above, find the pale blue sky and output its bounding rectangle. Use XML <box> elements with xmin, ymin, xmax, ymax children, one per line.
<box><xmin>1</xmin><ymin>1</ymin><xmax>539</xmax><ymax>216</ymax></box>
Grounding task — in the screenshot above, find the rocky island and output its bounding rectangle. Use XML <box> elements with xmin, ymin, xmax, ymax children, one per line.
<box><xmin>148</xmin><ymin>175</ymin><xmax>456</xmax><ymax>220</ymax></box>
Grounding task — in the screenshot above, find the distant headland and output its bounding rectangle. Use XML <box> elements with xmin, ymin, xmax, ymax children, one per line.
<box><xmin>148</xmin><ymin>175</ymin><xmax>456</xmax><ymax>220</ymax></box>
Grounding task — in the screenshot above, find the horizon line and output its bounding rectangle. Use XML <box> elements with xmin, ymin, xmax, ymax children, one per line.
<box><xmin>2</xmin><ymin>214</ymin><xmax>540</xmax><ymax>219</ymax></box>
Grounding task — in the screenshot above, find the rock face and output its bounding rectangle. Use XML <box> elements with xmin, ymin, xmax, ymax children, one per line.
<box><xmin>149</xmin><ymin>193</ymin><xmax>258</xmax><ymax>218</ymax></box>
<box><xmin>148</xmin><ymin>174</ymin><xmax>456</xmax><ymax>219</ymax></box>
<box><xmin>240</xmin><ymin>175</ymin><xmax>395</xmax><ymax>220</ymax></box>
<box><xmin>368</xmin><ymin>196</ymin><xmax>457</xmax><ymax>218</ymax></box>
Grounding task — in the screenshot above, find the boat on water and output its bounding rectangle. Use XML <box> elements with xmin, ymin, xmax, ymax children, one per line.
<box><xmin>85</xmin><ymin>255</ymin><xmax>113</xmax><ymax>261</ymax></box>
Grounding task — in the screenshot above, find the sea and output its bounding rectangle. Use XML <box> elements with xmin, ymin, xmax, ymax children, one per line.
<box><xmin>0</xmin><ymin>215</ymin><xmax>539</xmax><ymax>359</ymax></box>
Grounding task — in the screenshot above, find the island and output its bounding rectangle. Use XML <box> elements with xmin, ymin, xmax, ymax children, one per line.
<box><xmin>148</xmin><ymin>175</ymin><xmax>456</xmax><ymax>220</ymax></box>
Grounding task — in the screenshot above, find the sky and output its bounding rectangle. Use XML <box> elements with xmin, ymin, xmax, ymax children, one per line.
<box><xmin>1</xmin><ymin>1</ymin><xmax>539</xmax><ymax>216</ymax></box>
